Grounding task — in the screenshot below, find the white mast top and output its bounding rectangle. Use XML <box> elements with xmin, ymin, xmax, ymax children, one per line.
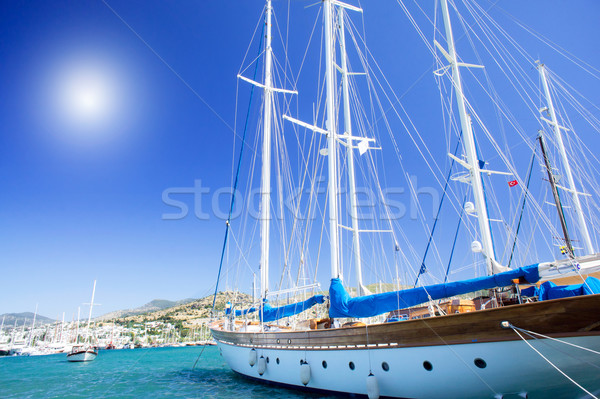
<box><xmin>538</xmin><ymin>63</ymin><xmax>595</xmax><ymax>255</ymax></box>
<box><xmin>259</xmin><ymin>0</ymin><xmax>274</xmax><ymax>298</ymax></box>
<box><xmin>338</xmin><ymin>7</ymin><xmax>366</xmax><ymax>295</ymax></box>
<box><xmin>439</xmin><ymin>0</ymin><xmax>498</xmax><ymax>275</ymax></box>
<box><xmin>324</xmin><ymin>0</ymin><xmax>341</xmax><ymax>280</ymax></box>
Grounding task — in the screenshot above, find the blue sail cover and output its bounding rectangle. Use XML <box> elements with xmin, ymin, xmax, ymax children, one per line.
<box><xmin>235</xmin><ymin>307</ymin><xmax>256</xmax><ymax>316</ymax></box>
<box><xmin>261</xmin><ymin>294</ymin><xmax>326</xmax><ymax>322</ymax></box>
<box><xmin>329</xmin><ymin>264</ymin><xmax>540</xmax><ymax>318</ymax></box>
<box><xmin>521</xmin><ymin>276</ymin><xmax>600</xmax><ymax>301</ymax></box>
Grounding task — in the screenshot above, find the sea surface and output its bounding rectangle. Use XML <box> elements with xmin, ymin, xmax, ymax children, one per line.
<box><xmin>0</xmin><ymin>346</ymin><xmax>327</xmax><ymax>398</ymax></box>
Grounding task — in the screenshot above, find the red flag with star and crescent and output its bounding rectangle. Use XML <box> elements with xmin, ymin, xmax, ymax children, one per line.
<box><xmin>508</xmin><ymin>180</ymin><xmax>518</xmax><ymax>187</ymax></box>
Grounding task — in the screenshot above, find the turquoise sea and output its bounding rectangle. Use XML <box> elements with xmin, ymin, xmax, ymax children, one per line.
<box><xmin>0</xmin><ymin>346</ymin><xmax>326</xmax><ymax>398</ymax></box>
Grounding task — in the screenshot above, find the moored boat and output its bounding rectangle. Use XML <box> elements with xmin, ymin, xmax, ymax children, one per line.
<box><xmin>66</xmin><ymin>344</ymin><xmax>98</xmax><ymax>362</ymax></box>
<box><xmin>68</xmin><ymin>280</ymin><xmax>99</xmax><ymax>363</ymax></box>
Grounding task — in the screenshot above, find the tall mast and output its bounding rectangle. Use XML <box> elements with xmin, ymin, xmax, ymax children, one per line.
<box><xmin>27</xmin><ymin>303</ymin><xmax>38</xmax><ymax>347</ymax></box>
<box><xmin>11</xmin><ymin>319</ymin><xmax>17</xmax><ymax>349</ymax></box>
<box><xmin>324</xmin><ymin>0</ymin><xmax>341</xmax><ymax>279</ymax></box>
<box><xmin>76</xmin><ymin>306</ymin><xmax>80</xmax><ymax>344</ymax></box>
<box><xmin>538</xmin><ymin>63</ymin><xmax>594</xmax><ymax>255</ymax></box>
<box><xmin>260</xmin><ymin>0</ymin><xmax>274</xmax><ymax>299</ymax></box>
<box><xmin>86</xmin><ymin>280</ymin><xmax>96</xmax><ymax>337</ymax></box>
<box><xmin>338</xmin><ymin>8</ymin><xmax>365</xmax><ymax>295</ymax></box>
<box><xmin>538</xmin><ymin>134</ymin><xmax>574</xmax><ymax>256</ymax></box>
<box><xmin>60</xmin><ymin>312</ymin><xmax>65</xmax><ymax>343</ymax></box>
<box><xmin>439</xmin><ymin>0</ymin><xmax>497</xmax><ymax>275</ymax></box>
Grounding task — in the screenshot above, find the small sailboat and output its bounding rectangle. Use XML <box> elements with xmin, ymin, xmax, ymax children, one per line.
<box><xmin>209</xmin><ymin>1</ymin><xmax>600</xmax><ymax>398</ymax></box>
<box><xmin>67</xmin><ymin>280</ymin><xmax>98</xmax><ymax>362</ymax></box>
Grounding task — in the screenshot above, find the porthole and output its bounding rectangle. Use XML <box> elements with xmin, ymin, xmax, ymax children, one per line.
<box><xmin>322</xmin><ymin>360</ymin><xmax>328</xmax><ymax>369</ymax></box>
<box><xmin>266</xmin><ymin>357</ymin><xmax>270</xmax><ymax>363</ymax></box>
<box><xmin>423</xmin><ymin>361</ymin><xmax>433</xmax><ymax>371</ymax></box>
<box><xmin>382</xmin><ymin>362</ymin><xmax>390</xmax><ymax>371</ymax></box>
<box><xmin>276</xmin><ymin>358</ymin><xmax>280</xmax><ymax>364</ymax></box>
<box><xmin>349</xmin><ymin>361</ymin><xmax>355</xmax><ymax>370</ymax></box>
<box><xmin>288</xmin><ymin>339</ymin><xmax>292</xmax><ymax>344</ymax></box>
<box><xmin>474</xmin><ymin>358</ymin><xmax>487</xmax><ymax>369</ymax></box>
<box><xmin>276</xmin><ymin>339</ymin><xmax>280</xmax><ymax>344</ymax></box>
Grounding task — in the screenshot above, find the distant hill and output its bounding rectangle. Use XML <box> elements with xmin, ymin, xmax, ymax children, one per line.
<box><xmin>108</xmin><ymin>290</ymin><xmax>329</xmax><ymax>327</ymax></box>
<box><xmin>0</xmin><ymin>312</ymin><xmax>55</xmax><ymax>328</ymax></box>
<box><xmin>97</xmin><ymin>298</ymin><xmax>197</xmax><ymax>321</ymax></box>
<box><xmin>93</xmin><ymin>291</ymin><xmax>253</xmax><ymax>325</ymax></box>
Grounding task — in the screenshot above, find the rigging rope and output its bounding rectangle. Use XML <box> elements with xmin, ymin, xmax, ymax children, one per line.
<box><xmin>414</xmin><ymin>138</ymin><xmax>462</xmax><ymax>287</ymax></box>
<box><xmin>212</xmin><ymin>20</ymin><xmax>266</xmax><ymax>313</ymax></box>
<box><xmin>444</xmin><ymin>194</ymin><xmax>467</xmax><ymax>283</ymax></box>
<box><xmin>507</xmin><ymin>147</ymin><xmax>536</xmax><ymax>267</ymax></box>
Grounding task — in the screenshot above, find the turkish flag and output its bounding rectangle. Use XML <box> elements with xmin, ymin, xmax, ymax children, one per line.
<box><xmin>508</xmin><ymin>180</ymin><xmax>518</xmax><ymax>187</ymax></box>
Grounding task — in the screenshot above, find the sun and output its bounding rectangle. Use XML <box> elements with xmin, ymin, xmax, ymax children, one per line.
<box><xmin>34</xmin><ymin>50</ymin><xmax>139</xmax><ymax>151</ymax></box>
<box><xmin>60</xmin><ymin>68</ymin><xmax>114</xmax><ymax>125</ymax></box>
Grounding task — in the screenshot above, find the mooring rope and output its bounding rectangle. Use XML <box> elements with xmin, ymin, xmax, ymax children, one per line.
<box><xmin>511</xmin><ymin>325</ymin><xmax>600</xmax><ymax>356</ymax></box>
<box><xmin>192</xmin><ymin>344</ymin><xmax>208</xmax><ymax>370</ymax></box>
<box><xmin>507</xmin><ymin>323</ymin><xmax>598</xmax><ymax>399</ymax></box>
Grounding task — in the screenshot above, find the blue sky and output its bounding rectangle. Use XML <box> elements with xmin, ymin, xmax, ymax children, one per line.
<box><xmin>1</xmin><ymin>0</ymin><xmax>599</xmax><ymax>319</ymax></box>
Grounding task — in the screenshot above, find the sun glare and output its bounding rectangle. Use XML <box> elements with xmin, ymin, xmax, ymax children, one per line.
<box><xmin>59</xmin><ymin>67</ymin><xmax>114</xmax><ymax>125</ymax></box>
<box><xmin>34</xmin><ymin>48</ymin><xmax>142</xmax><ymax>152</ymax></box>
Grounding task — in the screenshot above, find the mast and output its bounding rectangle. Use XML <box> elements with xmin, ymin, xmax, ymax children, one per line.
<box><xmin>538</xmin><ymin>63</ymin><xmax>594</xmax><ymax>255</ymax></box>
<box><xmin>338</xmin><ymin>8</ymin><xmax>365</xmax><ymax>295</ymax></box>
<box><xmin>76</xmin><ymin>306</ymin><xmax>80</xmax><ymax>344</ymax></box>
<box><xmin>538</xmin><ymin>134</ymin><xmax>574</xmax><ymax>256</ymax></box>
<box><xmin>324</xmin><ymin>0</ymin><xmax>341</xmax><ymax>280</ymax></box>
<box><xmin>27</xmin><ymin>303</ymin><xmax>38</xmax><ymax>347</ymax></box>
<box><xmin>439</xmin><ymin>0</ymin><xmax>497</xmax><ymax>275</ymax></box>
<box><xmin>259</xmin><ymin>0</ymin><xmax>274</xmax><ymax>299</ymax></box>
<box><xmin>60</xmin><ymin>312</ymin><xmax>65</xmax><ymax>343</ymax></box>
<box><xmin>11</xmin><ymin>319</ymin><xmax>17</xmax><ymax>349</ymax></box>
<box><xmin>86</xmin><ymin>280</ymin><xmax>96</xmax><ymax>341</ymax></box>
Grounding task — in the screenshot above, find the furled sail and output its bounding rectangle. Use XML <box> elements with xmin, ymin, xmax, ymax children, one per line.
<box><xmin>232</xmin><ymin>294</ymin><xmax>326</xmax><ymax>322</ymax></box>
<box><xmin>329</xmin><ymin>264</ymin><xmax>540</xmax><ymax>318</ymax></box>
<box><xmin>225</xmin><ymin>303</ymin><xmax>257</xmax><ymax>316</ymax></box>
<box><xmin>262</xmin><ymin>294</ymin><xmax>326</xmax><ymax>322</ymax></box>
<box><xmin>235</xmin><ymin>307</ymin><xmax>256</xmax><ymax>316</ymax></box>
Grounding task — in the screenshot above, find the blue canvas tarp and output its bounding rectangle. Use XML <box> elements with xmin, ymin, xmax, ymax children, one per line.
<box><xmin>329</xmin><ymin>264</ymin><xmax>540</xmax><ymax>318</ymax></box>
<box><xmin>235</xmin><ymin>307</ymin><xmax>257</xmax><ymax>316</ymax></box>
<box><xmin>232</xmin><ymin>294</ymin><xmax>326</xmax><ymax>322</ymax></box>
<box><xmin>262</xmin><ymin>294</ymin><xmax>326</xmax><ymax>322</ymax></box>
<box><xmin>521</xmin><ymin>276</ymin><xmax>600</xmax><ymax>301</ymax></box>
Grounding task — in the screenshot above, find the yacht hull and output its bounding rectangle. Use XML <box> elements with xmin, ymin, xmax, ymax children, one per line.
<box><xmin>212</xmin><ymin>294</ymin><xmax>600</xmax><ymax>398</ymax></box>
<box><xmin>66</xmin><ymin>350</ymin><xmax>97</xmax><ymax>362</ymax></box>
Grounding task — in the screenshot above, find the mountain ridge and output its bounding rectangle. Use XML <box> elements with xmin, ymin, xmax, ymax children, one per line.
<box><xmin>96</xmin><ymin>298</ymin><xmax>197</xmax><ymax>321</ymax></box>
<box><xmin>0</xmin><ymin>312</ymin><xmax>55</xmax><ymax>327</ymax></box>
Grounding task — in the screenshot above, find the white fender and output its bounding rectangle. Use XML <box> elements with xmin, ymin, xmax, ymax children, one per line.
<box><xmin>257</xmin><ymin>356</ymin><xmax>266</xmax><ymax>376</ymax></box>
<box><xmin>248</xmin><ymin>349</ymin><xmax>257</xmax><ymax>366</ymax></box>
<box><xmin>300</xmin><ymin>362</ymin><xmax>311</xmax><ymax>385</ymax></box>
<box><xmin>366</xmin><ymin>373</ymin><xmax>380</xmax><ymax>399</ymax></box>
